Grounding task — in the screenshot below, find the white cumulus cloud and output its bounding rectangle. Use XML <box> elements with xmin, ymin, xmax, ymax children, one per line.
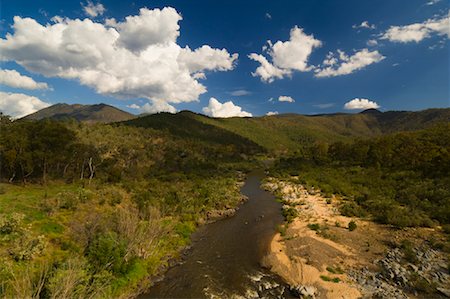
<box><xmin>202</xmin><ymin>97</ymin><xmax>252</xmax><ymax>118</ymax></box>
<box><xmin>0</xmin><ymin>7</ymin><xmax>238</xmax><ymax>113</ymax></box>
<box><xmin>249</xmin><ymin>26</ymin><xmax>322</xmax><ymax>83</ymax></box>
<box><xmin>344</xmin><ymin>98</ymin><xmax>380</xmax><ymax>110</ymax></box>
<box><xmin>0</xmin><ymin>69</ymin><xmax>49</xmax><ymax>90</ymax></box>
<box><xmin>0</xmin><ymin>91</ymin><xmax>51</xmax><ymax>118</ymax></box>
<box><xmin>315</xmin><ymin>49</ymin><xmax>385</xmax><ymax>78</ymax></box>
<box><xmin>380</xmin><ymin>12</ymin><xmax>449</xmax><ymax>43</ymax></box>
<box><xmin>278</xmin><ymin>96</ymin><xmax>295</xmax><ymax>103</ymax></box>
<box><xmin>266</xmin><ymin>111</ymin><xmax>278</xmax><ymax>116</ymax></box>
<box><xmin>82</xmin><ymin>1</ymin><xmax>106</xmax><ymax>18</ymax></box>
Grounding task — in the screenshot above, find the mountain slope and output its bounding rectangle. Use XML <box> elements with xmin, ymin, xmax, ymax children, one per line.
<box><xmin>22</xmin><ymin>103</ymin><xmax>135</xmax><ymax>123</ymax></box>
<box><xmin>125</xmin><ymin>108</ymin><xmax>450</xmax><ymax>153</ymax></box>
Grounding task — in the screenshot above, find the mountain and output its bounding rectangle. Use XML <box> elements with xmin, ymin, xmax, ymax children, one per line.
<box><xmin>124</xmin><ymin>108</ymin><xmax>450</xmax><ymax>153</ymax></box>
<box><xmin>22</xmin><ymin>103</ymin><xmax>135</xmax><ymax>123</ymax></box>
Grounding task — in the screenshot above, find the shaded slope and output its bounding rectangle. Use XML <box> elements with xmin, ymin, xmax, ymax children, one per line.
<box><xmin>22</xmin><ymin>103</ymin><xmax>135</xmax><ymax>123</ymax></box>
<box><xmin>123</xmin><ymin>111</ymin><xmax>265</xmax><ymax>155</ymax></box>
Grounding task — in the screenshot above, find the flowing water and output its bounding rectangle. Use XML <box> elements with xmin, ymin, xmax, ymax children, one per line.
<box><xmin>140</xmin><ymin>170</ymin><xmax>293</xmax><ymax>298</ymax></box>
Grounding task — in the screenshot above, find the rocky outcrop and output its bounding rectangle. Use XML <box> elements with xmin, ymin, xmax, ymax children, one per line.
<box><xmin>349</xmin><ymin>246</ymin><xmax>450</xmax><ymax>298</ymax></box>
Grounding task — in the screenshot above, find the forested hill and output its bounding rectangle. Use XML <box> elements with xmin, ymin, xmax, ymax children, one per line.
<box><xmin>21</xmin><ymin>103</ymin><xmax>135</xmax><ymax>123</ymax></box>
<box><xmin>124</xmin><ymin>108</ymin><xmax>450</xmax><ymax>153</ymax></box>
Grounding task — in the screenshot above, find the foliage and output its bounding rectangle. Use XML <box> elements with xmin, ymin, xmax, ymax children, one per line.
<box><xmin>348</xmin><ymin>220</ymin><xmax>357</xmax><ymax>231</ymax></box>
<box><xmin>272</xmin><ymin>124</ymin><xmax>450</xmax><ymax>228</ymax></box>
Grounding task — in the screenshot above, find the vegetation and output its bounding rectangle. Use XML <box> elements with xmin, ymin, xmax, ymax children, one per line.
<box><xmin>0</xmin><ymin>108</ymin><xmax>449</xmax><ymax>297</ymax></box>
<box><xmin>348</xmin><ymin>220</ymin><xmax>357</xmax><ymax>231</ymax></box>
<box><xmin>272</xmin><ymin>124</ymin><xmax>450</xmax><ymax>229</ymax></box>
<box><xmin>0</xmin><ymin>115</ymin><xmax>257</xmax><ymax>297</ymax></box>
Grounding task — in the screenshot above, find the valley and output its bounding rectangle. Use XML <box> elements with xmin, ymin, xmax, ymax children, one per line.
<box><xmin>0</xmin><ymin>107</ymin><xmax>449</xmax><ymax>298</ymax></box>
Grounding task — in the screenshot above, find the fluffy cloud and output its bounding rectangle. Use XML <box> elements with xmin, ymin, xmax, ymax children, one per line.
<box><xmin>278</xmin><ymin>96</ymin><xmax>295</xmax><ymax>103</ymax></box>
<box><xmin>381</xmin><ymin>12</ymin><xmax>449</xmax><ymax>43</ymax></box>
<box><xmin>0</xmin><ymin>8</ymin><xmax>238</xmax><ymax>112</ymax></box>
<box><xmin>0</xmin><ymin>91</ymin><xmax>50</xmax><ymax>118</ymax></box>
<box><xmin>202</xmin><ymin>97</ymin><xmax>252</xmax><ymax>118</ymax></box>
<box><xmin>127</xmin><ymin>100</ymin><xmax>176</xmax><ymax>114</ymax></box>
<box><xmin>266</xmin><ymin>111</ymin><xmax>278</xmax><ymax>116</ymax></box>
<box><xmin>248</xmin><ymin>53</ymin><xmax>291</xmax><ymax>83</ymax></box>
<box><xmin>249</xmin><ymin>26</ymin><xmax>322</xmax><ymax>82</ymax></box>
<box><xmin>367</xmin><ymin>39</ymin><xmax>378</xmax><ymax>46</ymax></box>
<box><xmin>353</xmin><ymin>21</ymin><xmax>376</xmax><ymax>30</ymax></box>
<box><xmin>0</xmin><ymin>69</ymin><xmax>49</xmax><ymax>90</ymax></box>
<box><xmin>315</xmin><ymin>49</ymin><xmax>385</xmax><ymax>78</ymax></box>
<box><xmin>344</xmin><ymin>98</ymin><xmax>380</xmax><ymax>110</ymax></box>
<box><xmin>82</xmin><ymin>1</ymin><xmax>106</xmax><ymax>18</ymax></box>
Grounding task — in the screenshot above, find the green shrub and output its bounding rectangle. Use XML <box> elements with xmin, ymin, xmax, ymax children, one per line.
<box><xmin>340</xmin><ymin>202</ymin><xmax>366</xmax><ymax>218</ymax></box>
<box><xmin>277</xmin><ymin>224</ymin><xmax>287</xmax><ymax>237</ymax></box>
<box><xmin>400</xmin><ymin>240</ymin><xmax>417</xmax><ymax>263</ymax></box>
<box><xmin>326</xmin><ymin>266</ymin><xmax>344</xmax><ymax>274</ymax></box>
<box><xmin>307</xmin><ymin>223</ymin><xmax>320</xmax><ymax>231</ymax></box>
<box><xmin>320</xmin><ymin>275</ymin><xmax>341</xmax><ymax>283</ymax></box>
<box><xmin>282</xmin><ymin>206</ymin><xmax>298</xmax><ymax>223</ymax></box>
<box><xmin>348</xmin><ymin>220</ymin><xmax>357</xmax><ymax>231</ymax></box>
<box><xmin>87</xmin><ymin>232</ymin><xmax>130</xmax><ymax>275</ymax></box>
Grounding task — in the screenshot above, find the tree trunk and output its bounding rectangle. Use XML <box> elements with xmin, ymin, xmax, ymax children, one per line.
<box><xmin>88</xmin><ymin>157</ymin><xmax>94</xmax><ymax>185</ymax></box>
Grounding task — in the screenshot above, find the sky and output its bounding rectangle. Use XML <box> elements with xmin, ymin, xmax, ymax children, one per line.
<box><xmin>0</xmin><ymin>0</ymin><xmax>449</xmax><ymax>118</ymax></box>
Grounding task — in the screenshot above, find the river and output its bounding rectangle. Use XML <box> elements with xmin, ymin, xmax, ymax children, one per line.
<box><xmin>140</xmin><ymin>170</ymin><xmax>293</xmax><ymax>298</ymax></box>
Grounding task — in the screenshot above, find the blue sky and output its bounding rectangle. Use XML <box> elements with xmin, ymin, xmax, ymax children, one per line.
<box><xmin>0</xmin><ymin>0</ymin><xmax>449</xmax><ymax>117</ymax></box>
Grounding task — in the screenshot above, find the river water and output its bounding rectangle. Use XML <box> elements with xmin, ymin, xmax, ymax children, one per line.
<box><xmin>140</xmin><ymin>170</ymin><xmax>293</xmax><ymax>298</ymax></box>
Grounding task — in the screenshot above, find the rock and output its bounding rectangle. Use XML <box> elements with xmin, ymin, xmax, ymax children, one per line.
<box><xmin>437</xmin><ymin>287</ymin><xmax>450</xmax><ymax>298</ymax></box>
<box><xmin>289</xmin><ymin>285</ymin><xmax>317</xmax><ymax>298</ymax></box>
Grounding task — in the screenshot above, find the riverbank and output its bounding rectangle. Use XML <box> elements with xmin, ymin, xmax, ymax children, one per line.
<box><xmin>262</xmin><ymin>177</ymin><xmax>450</xmax><ymax>299</ymax></box>
<box><xmin>140</xmin><ymin>170</ymin><xmax>289</xmax><ymax>298</ymax></box>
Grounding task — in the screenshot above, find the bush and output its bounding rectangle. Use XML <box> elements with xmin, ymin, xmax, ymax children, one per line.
<box><xmin>320</xmin><ymin>275</ymin><xmax>341</xmax><ymax>283</ymax></box>
<box><xmin>348</xmin><ymin>220</ymin><xmax>357</xmax><ymax>231</ymax></box>
<box><xmin>326</xmin><ymin>266</ymin><xmax>344</xmax><ymax>274</ymax></box>
<box><xmin>282</xmin><ymin>206</ymin><xmax>298</xmax><ymax>223</ymax></box>
<box><xmin>340</xmin><ymin>202</ymin><xmax>366</xmax><ymax>218</ymax></box>
<box><xmin>400</xmin><ymin>240</ymin><xmax>417</xmax><ymax>263</ymax></box>
<box><xmin>10</xmin><ymin>233</ymin><xmax>47</xmax><ymax>261</ymax></box>
<box><xmin>86</xmin><ymin>232</ymin><xmax>130</xmax><ymax>275</ymax></box>
<box><xmin>0</xmin><ymin>213</ymin><xmax>25</xmax><ymax>235</ymax></box>
<box><xmin>307</xmin><ymin>223</ymin><xmax>320</xmax><ymax>231</ymax></box>
<box><xmin>276</xmin><ymin>224</ymin><xmax>287</xmax><ymax>237</ymax></box>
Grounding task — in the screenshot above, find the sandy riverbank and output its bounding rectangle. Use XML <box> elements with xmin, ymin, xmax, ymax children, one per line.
<box><xmin>261</xmin><ymin>177</ymin><xmax>449</xmax><ymax>299</ymax></box>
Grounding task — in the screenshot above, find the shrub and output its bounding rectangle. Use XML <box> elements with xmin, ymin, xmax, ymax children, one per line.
<box><xmin>282</xmin><ymin>206</ymin><xmax>298</xmax><ymax>223</ymax></box>
<box><xmin>307</xmin><ymin>223</ymin><xmax>320</xmax><ymax>231</ymax></box>
<box><xmin>0</xmin><ymin>213</ymin><xmax>25</xmax><ymax>235</ymax></box>
<box><xmin>276</xmin><ymin>224</ymin><xmax>287</xmax><ymax>237</ymax></box>
<box><xmin>348</xmin><ymin>220</ymin><xmax>357</xmax><ymax>231</ymax></box>
<box><xmin>326</xmin><ymin>266</ymin><xmax>344</xmax><ymax>274</ymax></box>
<box><xmin>320</xmin><ymin>275</ymin><xmax>341</xmax><ymax>283</ymax></box>
<box><xmin>10</xmin><ymin>233</ymin><xmax>47</xmax><ymax>261</ymax></box>
<box><xmin>340</xmin><ymin>202</ymin><xmax>366</xmax><ymax>218</ymax></box>
<box><xmin>86</xmin><ymin>232</ymin><xmax>129</xmax><ymax>275</ymax></box>
<box><xmin>400</xmin><ymin>240</ymin><xmax>417</xmax><ymax>263</ymax></box>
